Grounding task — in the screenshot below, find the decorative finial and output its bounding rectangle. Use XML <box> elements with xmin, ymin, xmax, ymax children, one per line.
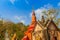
<box><xmin>31</xmin><ymin>7</ymin><xmax>36</xmax><ymax>24</ymax></box>
<box><xmin>41</xmin><ymin>15</ymin><xmax>45</xmax><ymax>23</ymax></box>
<box><xmin>32</xmin><ymin>6</ymin><xmax>35</xmax><ymax>15</ymax></box>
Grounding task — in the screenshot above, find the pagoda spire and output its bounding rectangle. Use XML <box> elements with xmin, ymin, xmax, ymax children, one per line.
<box><xmin>31</xmin><ymin>9</ymin><xmax>36</xmax><ymax>24</ymax></box>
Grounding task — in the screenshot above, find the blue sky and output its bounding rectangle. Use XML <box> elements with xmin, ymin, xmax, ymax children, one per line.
<box><xmin>0</xmin><ymin>0</ymin><xmax>60</xmax><ymax>25</ymax></box>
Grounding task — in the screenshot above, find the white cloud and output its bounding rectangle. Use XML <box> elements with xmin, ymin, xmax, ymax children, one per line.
<box><xmin>30</xmin><ymin>8</ymin><xmax>47</xmax><ymax>20</ymax></box>
<box><xmin>14</xmin><ymin>16</ymin><xmax>27</xmax><ymax>20</ymax></box>
<box><xmin>14</xmin><ymin>15</ymin><xmax>27</xmax><ymax>24</ymax></box>
<box><xmin>14</xmin><ymin>16</ymin><xmax>20</xmax><ymax>20</ymax></box>
<box><xmin>44</xmin><ymin>3</ymin><xmax>53</xmax><ymax>9</ymax></box>
<box><xmin>58</xmin><ymin>2</ymin><xmax>60</xmax><ymax>6</ymax></box>
<box><xmin>9</xmin><ymin>0</ymin><xmax>15</xmax><ymax>4</ymax></box>
<box><xmin>35</xmin><ymin>9</ymin><xmax>44</xmax><ymax>20</ymax></box>
<box><xmin>20</xmin><ymin>20</ymin><xmax>25</xmax><ymax>24</ymax></box>
<box><xmin>25</xmin><ymin>0</ymin><xmax>29</xmax><ymax>5</ymax></box>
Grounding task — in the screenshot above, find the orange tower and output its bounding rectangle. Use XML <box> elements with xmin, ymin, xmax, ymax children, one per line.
<box><xmin>31</xmin><ymin>10</ymin><xmax>36</xmax><ymax>24</ymax></box>
<box><xmin>22</xmin><ymin>10</ymin><xmax>37</xmax><ymax>40</ymax></box>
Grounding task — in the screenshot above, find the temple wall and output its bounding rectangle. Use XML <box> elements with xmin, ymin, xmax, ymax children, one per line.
<box><xmin>32</xmin><ymin>24</ymin><xmax>46</xmax><ymax>40</ymax></box>
<box><xmin>57</xmin><ymin>31</ymin><xmax>60</xmax><ymax>40</ymax></box>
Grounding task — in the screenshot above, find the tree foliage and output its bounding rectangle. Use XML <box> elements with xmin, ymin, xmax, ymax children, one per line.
<box><xmin>42</xmin><ymin>8</ymin><xmax>60</xmax><ymax>26</ymax></box>
<box><xmin>0</xmin><ymin>20</ymin><xmax>28</xmax><ymax>40</ymax></box>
